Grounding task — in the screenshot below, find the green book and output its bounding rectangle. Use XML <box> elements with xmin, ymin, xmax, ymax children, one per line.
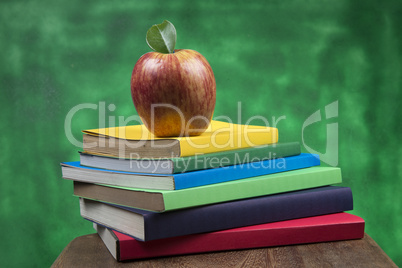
<box><xmin>74</xmin><ymin>166</ymin><xmax>342</xmax><ymax>212</ymax></box>
<box><xmin>80</xmin><ymin>142</ymin><xmax>301</xmax><ymax>174</ymax></box>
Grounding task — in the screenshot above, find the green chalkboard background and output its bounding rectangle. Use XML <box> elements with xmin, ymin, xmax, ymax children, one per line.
<box><xmin>1</xmin><ymin>0</ymin><xmax>401</xmax><ymax>266</ymax></box>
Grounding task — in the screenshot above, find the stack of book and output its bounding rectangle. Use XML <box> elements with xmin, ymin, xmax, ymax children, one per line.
<box><xmin>61</xmin><ymin>120</ymin><xmax>365</xmax><ymax>261</ymax></box>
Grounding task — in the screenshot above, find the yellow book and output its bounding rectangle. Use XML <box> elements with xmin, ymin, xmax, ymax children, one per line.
<box><xmin>82</xmin><ymin>120</ymin><xmax>278</xmax><ymax>158</ymax></box>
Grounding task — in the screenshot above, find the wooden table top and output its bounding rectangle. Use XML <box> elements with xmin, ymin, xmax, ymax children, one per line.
<box><xmin>52</xmin><ymin>233</ymin><xmax>396</xmax><ymax>267</ymax></box>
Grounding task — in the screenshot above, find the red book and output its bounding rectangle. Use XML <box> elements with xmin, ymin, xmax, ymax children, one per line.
<box><xmin>95</xmin><ymin>212</ymin><xmax>365</xmax><ymax>261</ymax></box>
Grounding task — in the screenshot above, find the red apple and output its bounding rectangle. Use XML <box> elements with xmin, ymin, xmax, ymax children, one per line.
<box><xmin>130</xmin><ymin>49</ymin><xmax>216</xmax><ymax>137</ymax></box>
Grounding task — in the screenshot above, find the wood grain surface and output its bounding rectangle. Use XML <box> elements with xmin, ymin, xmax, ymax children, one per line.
<box><xmin>52</xmin><ymin>233</ymin><xmax>397</xmax><ymax>268</ymax></box>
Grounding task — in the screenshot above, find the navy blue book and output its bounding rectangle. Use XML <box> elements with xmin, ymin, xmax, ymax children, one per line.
<box><xmin>79</xmin><ymin>186</ymin><xmax>353</xmax><ymax>241</ymax></box>
<box><xmin>62</xmin><ymin>153</ymin><xmax>320</xmax><ymax>190</ymax></box>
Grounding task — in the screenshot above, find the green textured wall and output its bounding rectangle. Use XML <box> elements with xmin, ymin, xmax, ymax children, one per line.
<box><xmin>1</xmin><ymin>0</ymin><xmax>401</xmax><ymax>266</ymax></box>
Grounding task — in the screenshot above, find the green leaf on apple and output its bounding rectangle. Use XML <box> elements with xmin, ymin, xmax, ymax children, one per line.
<box><xmin>146</xmin><ymin>20</ymin><xmax>176</xmax><ymax>54</ymax></box>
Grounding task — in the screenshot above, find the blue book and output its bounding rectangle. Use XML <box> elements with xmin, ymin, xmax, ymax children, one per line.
<box><xmin>61</xmin><ymin>153</ymin><xmax>320</xmax><ymax>190</ymax></box>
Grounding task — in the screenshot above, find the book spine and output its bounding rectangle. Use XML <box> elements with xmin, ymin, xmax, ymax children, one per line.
<box><xmin>173</xmin><ymin>153</ymin><xmax>319</xmax><ymax>190</ymax></box>
<box><xmin>143</xmin><ymin>186</ymin><xmax>353</xmax><ymax>241</ymax></box>
<box><xmin>115</xmin><ymin>213</ymin><xmax>364</xmax><ymax>260</ymax></box>
<box><xmin>172</xmin><ymin>142</ymin><xmax>301</xmax><ymax>173</ymax></box>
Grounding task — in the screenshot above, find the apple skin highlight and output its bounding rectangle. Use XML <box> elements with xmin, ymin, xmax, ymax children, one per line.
<box><xmin>131</xmin><ymin>49</ymin><xmax>216</xmax><ymax>137</ymax></box>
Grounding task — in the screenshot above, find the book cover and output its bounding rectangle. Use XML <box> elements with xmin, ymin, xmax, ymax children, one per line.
<box><xmin>63</xmin><ymin>153</ymin><xmax>319</xmax><ymax>190</ymax></box>
<box><xmin>80</xmin><ymin>185</ymin><xmax>353</xmax><ymax>241</ymax></box>
<box><xmin>79</xmin><ymin>142</ymin><xmax>301</xmax><ymax>174</ymax></box>
<box><xmin>82</xmin><ymin>120</ymin><xmax>279</xmax><ymax>158</ymax></box>
<box><xmin>74</xmin><ymin>166</ymin><xmax>342</xmax><ymax>212</ymax></box>
<box><xmin>94</xmin><ymin>212</ymin><xmax>364</xmax><ymax>261</ymax></box>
